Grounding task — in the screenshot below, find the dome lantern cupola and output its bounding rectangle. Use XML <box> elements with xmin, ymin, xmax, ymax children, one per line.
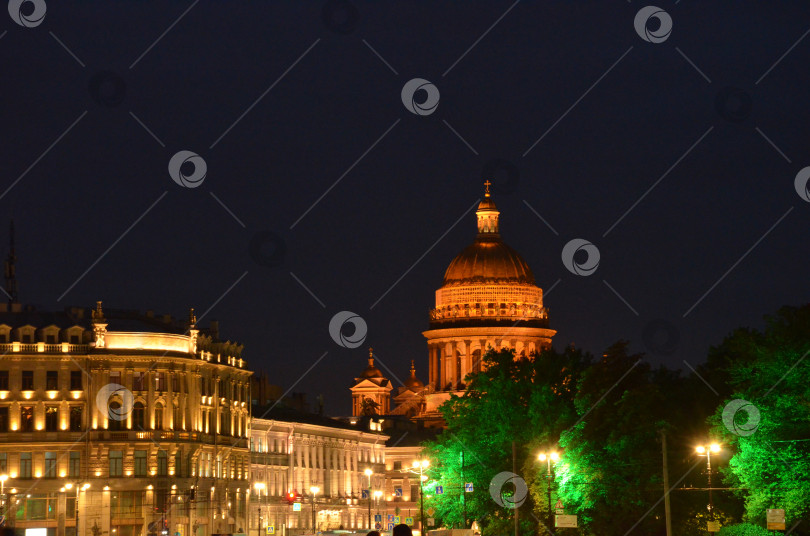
<box><xmin>476</xmin><ymin>180</ymin><xmax>500</xmax><ymax>235</ymax></box>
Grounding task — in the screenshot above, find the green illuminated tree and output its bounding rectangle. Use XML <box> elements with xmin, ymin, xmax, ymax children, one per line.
<box><xmin>708</xmin><ymin>305</ymin><xmax>810</xmax><ymax>528</ymax></box>
<box><xmin>423</xmin><ymin>345</ymin><xmax>591</xmax><ymax>536</ymax></box>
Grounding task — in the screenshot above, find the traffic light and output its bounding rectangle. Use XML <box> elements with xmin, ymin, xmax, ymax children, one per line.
<box><xmin>285</xmin><ymin>491</ymin><xmax>297</xmax><ymax>504</ymax></box>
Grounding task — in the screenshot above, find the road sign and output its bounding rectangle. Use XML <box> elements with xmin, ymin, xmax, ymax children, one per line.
<box><xmin>387</xmin><ymin>524</ymin><xmax>394</xmax><ymax>531</ymax></box>
<box><xmin>555</xmin><ymin>515</ymin><xmax>577</xmax><ymax>528</ymax></box>
<box><xmin>394</xmin><ymin>516</ymin><xmax>401</xmax><ymax>524</ymax></box>
<box><xmin>266</xmin><ymin>527</ymin><xmax>274</xmax><ymax>535</ymax></box>
<box><xmin>767</xmin><ymin>509</ymin><xmax>786</xmax><ymax>531</ymax></box>
<box><xmin>464</xmin><ymin>483</ymin><xmax>474</xmax><ymax>493</ymax></box>
<box><xmin>555</xmin><ymin>500</ymin><xmax>563</xmax><ymax>510</ymax></box>
<box><xmin>394</xmin><ymin>487</ymin><xmax>403</xmax><ymax>497</ymax></box>
<box><xmin>427</xmin><ymin>518</ymin><xmax>435</xmax><ymax>527</ymax></box>
<box><xmin>375</xmin><ymin>523</ymin><xmax>382</xmax><ymax>530</ymax></box>
<box><xmin>435</xmin><ymin>485</ymin><xmax>444</xmax><ymax>495</ymax></box>
<box><xmin>427</xmin><ymin>508</ymin><xmax>435</xmax><ymax>516</ymax></box>
<box><xmin>707</xmin><ymin>521</ymin><xmax>721</xmax><ymax>532</ymax></box>
<box><xmin>374</xmin><ymin>515</ymin><xmax>382</xmax><ymax>523</ymax></box>
<box><xmin>405</xmin><ymin>518</ymin><xmax>414</xmax><ymax>526</ymax></box>
<box><xmin>292</xmin><ymin>502</ymin><xmax>302</xmax><ymax>511</ymax></box>
<box><xmin>362</xmin><ymin>490</ymin><xmax>369</xmax><ymax>499</ymax></box>
<box><xmin>388</xmin><ymin>515</ymin><xmax>395</xmax><ymax>523</ymax></box>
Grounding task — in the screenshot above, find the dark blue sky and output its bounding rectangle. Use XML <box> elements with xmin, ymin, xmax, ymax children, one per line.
<box><xmin>2</xmin><ymin>1</ymin><xmax>810</xmax><ymax>415</ymax></box>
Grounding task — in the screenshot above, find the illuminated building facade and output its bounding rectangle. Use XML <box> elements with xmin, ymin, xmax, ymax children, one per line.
<box><xmin>249</xmin><ymin>409</ymin><xmax>386</xmax><ymax>535</ymax></box>
<box><xmin>0</xmin><ymin>301</ymin><xmax>251</xmax><ymax>536</ymax></box>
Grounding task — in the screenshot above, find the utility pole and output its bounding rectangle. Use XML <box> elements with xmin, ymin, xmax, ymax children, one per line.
<box><xmin>512</xmin><ymin>441</ymin><xmax>518</xmax><ymax>536</ymax></box>
<box><xmin>461</xmin><ymin>450</ymin><xmax>466</xmax><ymax>528</ymax></box>
<box><xmin>660</xmin><ymin>430</ymin><xmax>672</xmax><ymax>536</ymax></box>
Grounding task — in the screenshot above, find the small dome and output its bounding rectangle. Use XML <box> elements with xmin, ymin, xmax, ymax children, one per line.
<box><xmin>403</xmin><ymin>360</ymin><xmax>424</xmax><ymax>390</ymax></box>
<box><xmin>358</xmin><ymin>348</ymin><xmax>384</xmax><ymax>379</ymax></box>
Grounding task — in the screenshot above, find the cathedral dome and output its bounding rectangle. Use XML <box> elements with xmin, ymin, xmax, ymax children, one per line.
<box><xmin>429</xmin><ymin>181</ymin><xmax>548</xmax><ymax>327</ymax></box>
<box><xmin>442</xmin><ymin>238</ymin><xmax>535</xmax><ymax>286</ymax></box>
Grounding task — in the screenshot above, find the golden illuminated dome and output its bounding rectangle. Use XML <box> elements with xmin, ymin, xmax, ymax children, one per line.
<box><xmin>430</xmin><ymin>181</ymin><xmax>547</xmax><ymax>326</ymax></box>
<box><xmin>442</xmin><ymin>238</ymin><xmax>535</xmax><ymax>286</ymax></box>
<box><xmin>403</xmin><ymin>360</ymin><xmax>424</xmax><ymax>391</ymax></box>
<box><xmin>357</xmin><ymin>348</ymin><xmax>385</xmax><ymax>379</ymax></box>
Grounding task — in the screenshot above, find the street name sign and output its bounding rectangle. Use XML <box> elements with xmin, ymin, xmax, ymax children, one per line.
<box><xmin>555</xmin><ymin>515</ymin><xmax>577</xmax><ymax>528</ymax></box>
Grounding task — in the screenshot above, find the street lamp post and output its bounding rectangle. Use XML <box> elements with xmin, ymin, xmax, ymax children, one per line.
<box><xmin>411</xmin><ymin>460</ymin><xmax>429</xmax><ymax>531</ymax></box>
<box><xmin>65</xmin><ymin>481</ymin><xmax>91</xmax><ymax>536</ymax></box>
<box><xmin>364</xmin><ymin>469</ymin><xmax>373</xmax><ymax>530</ymax></box>
<box><xmin>254</xmin><ymin>483</ymin><xmax>266</xmax><ymax>536</ymax></box>
<box><xmin>309</xmin><ymin>486</ymin><xmax>319</xmax><ymax>533</ymax></box>
<box><xmin>696</xmin><ymin>443</ymin><xmax>721</xmax><ymax>527</ymax></box>
<box><xmin>373</xmin><ymin>491</ymin><xmax>382</xmax><ymax>529</ymax></box>
<box><xmin>537</xmin><ymin>452</ymin><xmax>559</xmax><ymax>527</ymax></box>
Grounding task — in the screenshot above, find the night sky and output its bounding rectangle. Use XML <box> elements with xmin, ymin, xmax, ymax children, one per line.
<box><xmin>2</xmin><ymin>1</ymin><xmax>810</xmax><ymax>416</ymax></box>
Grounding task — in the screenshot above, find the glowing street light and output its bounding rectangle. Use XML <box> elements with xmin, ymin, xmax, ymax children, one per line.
<box><xmin>537</xmin><ymin>452</ymin><xmax>560</xmax><ymax>526</ymax></box>
<box><xmin>412</xmin><ymin>459</ymin><xmax>430</xmax><ymax>530</ymax></box>
<box><xmin>310</xmin><ymin>486</ymin><xmax>320</xmax><ymax>531</ymax></box>
<box><xmin>696</xmin><ymin>443</ymin><xmax>722</xmax><ymax>527</ymax></box>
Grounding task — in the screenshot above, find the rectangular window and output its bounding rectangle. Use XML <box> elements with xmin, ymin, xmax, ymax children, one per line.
<box><xmin>393</xmin><ymin>461</ymin><xmax>402</xmax><ymax>470</ymax></box>
<box><xmin>134</xmin><ymin>450</ymin><xmax>147</xmax><ymax>477</ymax></box>
<box><xmin>21</xmin><ymin>333</ymin><xmax>32</xmax><ymax>343</ymax></box>
<box><xmin>0</xmin><ymin>407</ymin><xmax>8</xmax><ymax>432</ymax></box>
<box><xmin>46</xmin><ymin>334</ymin><xmax>56</xmax><ymax>344</ymax></box>
<box><xmin>70</xmin><ymin>371</ymin><xmax>82</xmax><ymax>390</ymax></box>
<box><xmin>20</xmin><ymin>452</ymin><xmax>32</xmax><ymax>478</ymax></box>
<box><xmin>45</xmin><ymin>406</ymin><xmax>58</xmax><ymax>431</ymax></box>
<box><xmin>157</xmin><ymin>450</ymin><xmax>168</xmax><ymax>476</ymax></box>
<box><xmin>111</xmin><ymin>491</ymin><xmax>143</xmax><ymax>518</ymax></box>
<box><xmin>69</xmin><ymin>334</ymin><xmax>80</xmax><ymax>344</ymax></box>
<box><xmin>132</xmin><ymin>372</ymin><xmax>144</xmax><ymax>391</ymax></box>
<box><xmin>69</xmin><ymin>406</ymin><xmax>82</xmax><ymax>431</ymax></box>
<box><xmin>109</xmin><ymin>371</ymin><xmax>121</xmax><ymax>385</ymax></box>
<box><xmin>171</xmin><ymin>375</ymin><xmax>179</xmax><ymax>393</ymax></box>
<box><xmin>46</xmin><ymin>371</ymin><xmax>58</xmax><ymax>390</ymax></box>
<box><xmin>69</xmin><ymin>452</ymin><xmax>80</xmax><ymax>477</ymax></box>
<box><xmin>0</xmin><ymin>452</ymin><xmax>6</xmax><ymax>472</ymax></box>
<box><xmin>109</xmin><ymin>450</ymin><xmax>123</xmax><ymax>477</ymax></box>
<box><xmin>174</xmin><ymin>451</ymin><xmax>182</xmax><ymax>477</ymax></box>
<box><xmin>155</xmin><ymin>372</ymin><xmax>166</xmax><ymax>392</ymax></box>
<box><xmin>0</xmin><ymin>371</ymin><xmax>8</xmax><ymax>390</ymax></box>
<box><xmin>45</xmin><ymin>452</ymin><xmax>57</xmax><ymax>478</ymax></box>
<box><xmin>20</xmin><ymin>406</ymin><xmax>34</xmax><ymax>431</ymax></box>
<box><xmin>21</xmin><ymin>371</ymin><xmax>34</xmax><ymax>390</ymax></box>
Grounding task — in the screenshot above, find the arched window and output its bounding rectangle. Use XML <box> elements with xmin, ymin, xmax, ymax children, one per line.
<box><xmin>132</xmin><ymin>402</ymin><xmax>145</xmax><ymax>430</ymax></box>
<box><xmin>155</xmin><ymin>404</ymin><xmax>164</xmax><ymax>430</ymax></box>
